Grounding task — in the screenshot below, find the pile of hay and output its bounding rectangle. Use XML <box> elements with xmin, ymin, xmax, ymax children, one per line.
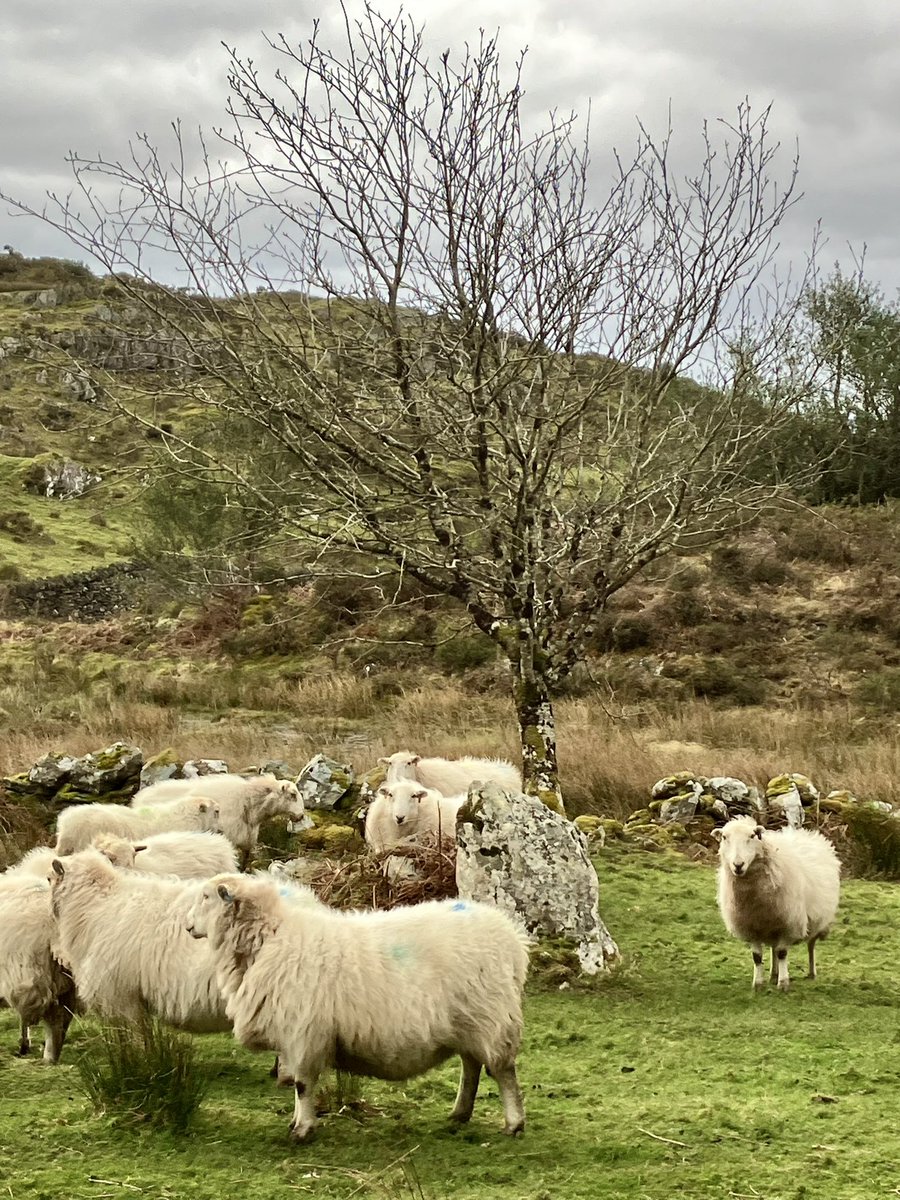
<box><xmin>310</xmin><ymin>834</ymin><xmax>458</xmax><ymax>911</ymax></box>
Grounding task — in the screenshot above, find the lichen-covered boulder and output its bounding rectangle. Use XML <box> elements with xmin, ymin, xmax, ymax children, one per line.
<box><xmin>766</xmin><ymin>775</ymin><xmax>804</xmax><ymax>828</ymax></box>
<box><xmin>651</xmin><ymin>772</ymin><xmax>705</xmax><ymax>801</ymax></box>
<box><xmin>183</xmin><ymin>759</ymin><xmax>229</xmax><ymax>778</ymax></box>
<box><xmin>658</xmin><ymin>791</ymin><xmax>701</xmax><ymax>824</ymax></box>
<box><xmin>705</xmin><ymin>776</ymin><xmax>763</xmax><ymax>815</ymax></box>
<box><xmin>67</xmin><ymin>742</ymin><xmax>143</xmax><ymax>797</ymax></box>
<box><xmin>821</xmin><ymin>788</ymin><xmax>856</xmax><ymax>814</ymax></box>
<box><xmin>297</xmin><ymin>754</ymin><xmax>354</xmax><ymax>812</ymax></box>
<box><xmin>24</xmin><ymin>458</ymin><xmax>101</xmax><ymax>499</ymax></box>
<box><xmin>256</xmin><ymin>760</ymin><xmax>295</xmax><ymax>781</ymax></box>
<box><xmin>27</xmin><ymin>752</ymin><xmax>79</xmax><ymax>795</ymax></box>
<box><xmin>456</xmin><ymin>782</ymin><xmax>619</xmax><ymax>975</ymax></box>
<box><xmin>573</xmin><ymin>815</ymin><xmax>606</xmax><ymax>844</ymax></box>
<box><xmin>139</xmin><ymin>749</ymin><xmax>183</xmax><ymax>789</ymax></box>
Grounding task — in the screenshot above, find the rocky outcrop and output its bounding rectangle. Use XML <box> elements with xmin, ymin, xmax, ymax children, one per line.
<box><xmin>22</xmin><ymin>458</ymin><xmax>101</xmax><ymax>499</ymax></box>
<box><xmin>456</xmin><ymin>782</ymin><xmax>619</xmax><ymax>975</ymax></box>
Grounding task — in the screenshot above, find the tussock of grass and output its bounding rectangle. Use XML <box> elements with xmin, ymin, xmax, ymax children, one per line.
<box><xmin>74</xmin><ymin>1015</ymin><xmax>211</xmax><ymax>1133</ymax></box>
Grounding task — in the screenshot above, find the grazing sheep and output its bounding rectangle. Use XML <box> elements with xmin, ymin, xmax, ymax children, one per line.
<box><xmin>92</xmin><ymin>831</ymin><xmax>239</xmax><ymax>878</ymax></box>
<box><xmin>186</xmin><ymin>874</ymin><xmax>529</xmax><ymax>1142</ymax></box>
<box><xmin>131</xmin><ymin>774</ymin><xmax>307</xmax><ymax>867</ymax></box>
<box><xmin>716</xmin><ymin>816</ymin><xmax>841</xmax><ymax>991</ymax></box>
<box><xmin>48</xmin><ymin>849</ymin><xmax>229</xmax><ymax>1032</ymax></box>
<box><xmin>56</xmin><ymin>795</ymin><xmax>220</xmax><ymax>856</ymax></box>
<box><xmin>379</xmin><ymin>751</ymin><xmax>522</xmax><ymax>797</ymax></box>
<box><xmin>0</xmin><ymin>875</ymin><xmax>77</xmax><ymax>1062</ymax></box>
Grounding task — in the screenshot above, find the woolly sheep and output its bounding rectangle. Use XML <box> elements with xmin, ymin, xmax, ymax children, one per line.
<box><xmin>56</xmin><ymin>795</ymin><xmax>220</xmax><ymax>856</ymax></box>
<box><xmin>365</xmin><ymin>780</ymin><xmax>465</xmax><ymax>853</ymax></box>
<box><xmin>48</xmin><ymin>849</ymin><xmax>229</xmax><ymax>1032</ymax></box>
<box><xmin>716</xmin><ymin>816</ymin><xmax>841</xmax><ymax>991</ymax></box>
<box><xmin>3</xmin><ymin>845</ymin><xmax>57</xmax><ymax>877</ymax></box>
<box><xmin>379</xmin><ymin>751</ymin><xmax>522</xmax><ymax>797</ymax></box>
<box><xmin>0</xmin><ymin>874</ymin><xmax>77</xmax><ymax>1062</ymax></box>
<box><xmin>92</xmin><ymin>830</ymin><xmax>239</xmax><ymax>878</ymax></box>
<box><xmin>186</xmin><ymin>874</ymin><xmax>529</xmax><ymax>1142</ymax></box>
<box><xmin>131</xmin><ymin>773</ymin><xmax>307</xmax><ymax>867</ymax></box>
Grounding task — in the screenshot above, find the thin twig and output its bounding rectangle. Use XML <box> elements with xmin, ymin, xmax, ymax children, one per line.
<box><xmin>637</xmin><ymin>1127</ymin><xmax>688</xmax><ymax>1147</ymax></box>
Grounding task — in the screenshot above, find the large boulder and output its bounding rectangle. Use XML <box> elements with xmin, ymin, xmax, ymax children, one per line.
<box><xmin>455</xmin><ymin>782</ymin><xmax>619</xmax><ymax>975</ymax></box>
<box><xmin>66</xmin><ymin>742</ymin><xmax>143</xmax><ymax>797</ymax></box>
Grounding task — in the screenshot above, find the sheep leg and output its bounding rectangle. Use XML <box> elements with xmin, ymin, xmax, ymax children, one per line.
<box><xmin>492</xmin><ymin>1062</ymin><xmax>525</xmax><ymax>1136</ymax></box>
<box><xmin>16</xmin><ymin>1019</ymin><xmax>31</xmax><ymax>1057</ymax></box>
<box><xmin>775</xmin><ymin>947</ymin><xmax>790</xmax><ymax>992</ymax></box>
<box><xmin>289</xmin><ymin>1075</ymin><xmax>319</xmax><ymax>1143</ymax></box>
<box><xmin>42</xmin><ymin>1001</ymin><xmax>75</xmax><ymax>1064</ymax></box>
<box><xmin>770</xmin><ymin>947</ymin><xmax>779</xmax><ymax>984</ymax></box>
<box><xmin>449</xmin><ymin>1054</ymin><xmax>482</xmax><ymax>1124</ymax></box>
<box><xmin>807</xmin><ymin>936</ymin><xmax>820</xmax><ymax>979</ymax></box>
<box><xmin>751</xmin><ymin>944</ymin><xmax>766</xmax><ymax>990</ymax></box>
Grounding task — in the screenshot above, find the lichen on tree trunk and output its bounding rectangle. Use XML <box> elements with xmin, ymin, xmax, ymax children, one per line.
<box><xmin>514</xmin><ymin>674</ymin><xmax>566</xmax><ymax>816</ymax></box>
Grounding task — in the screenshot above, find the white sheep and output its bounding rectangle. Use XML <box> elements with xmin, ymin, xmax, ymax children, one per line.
<box><xmin>0</xmin><ymin>874</ymin><xmax>77</xmax><ymax>1062</ymax></box>
<box><xmin>48</xmin><ymin>849</ymin><xmax>229</xmax><ymax>1032</ymax></box>
<box><xmin>379</xmin><ymin>751</ymin><xmax>522</xmax><ymax>797</ymax></box>
<box><xmin>91</xmin><ymin>830</ymin><xmax>239</xmax><ymax>878</ymax></box>
<box><xmin>3</xmin><ymin>845</ymin><xmax>58</xmax><ymax>877</ymax></box>
<box><xmin>716</xmin><ymin>816</ymin><xmax>841</xmax><ymax>991</ymax></box>
<box><xmin>364</xmin><ymin>780</ymin><xmax>465</xmax><ymax>854</ymax></box>
<box><xmin>186</xmin><ymin>873</ymin><xmax>529</xmax><ymax>1142</ymax></box>
<box><xmin>55</xmin><ymin>795</ymin><xmax>220</xmax><ymax>856</ymax></box>
<box><xmin>131</xmin><ymin>773</ymin><xmax>307</xmax><ymax>867</ymax></box>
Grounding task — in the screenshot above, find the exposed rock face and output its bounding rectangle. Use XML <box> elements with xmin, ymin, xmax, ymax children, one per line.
<box><xmin>27</xmin><ymin>753</ymin><xmax>79</xmax><ymax>794</ymax></box>
<box><xmin>67</xmin><ymin>742</ymin><xmax>143</xmax><ymax>796</ymax></box>
<box><xmin>23</xmin><ymin>458</ymin><xmax>101</xmax><ymax>499</ymax></box>
<box><xmin>455</xmin><ymin>782</ymin><xmax>619</xmax><ymax>975</ymax></box>
<box><xmin>296</xmin><ymin>754</ymin><xmax>354</xmax><ymax>811</ymax></box>
<box><xmin>183</xmin><ymin>759</ymin><xmax>228</xmax><ymax>778</ymax></box>
<box><xmin>139</xmin><ymin>749</ymin><xmax>183</xmax><ymax>789</ymax></box>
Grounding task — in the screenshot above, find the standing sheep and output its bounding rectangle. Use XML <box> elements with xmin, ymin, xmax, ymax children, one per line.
<box><xmin>186</xmin><ymin>874</ymin><xmax>529</xmax><ymax>1142</ymax></box>
<box><xmin>56</xmin><ymin>795</ymin><xmax>220</xmax><ymax>856</ymax></box>
<box><xmin>379</xmin><ymin>751</ymin><xmax>522</xmax><ymax>797</ymax></box>
<box><xmin>49</xmin><ymin>849</ymin><xmax>229</xmax><ymax>1032</ymax></box>
<box><xmin>3</xmin><ymin>846</ymin><xmax>58</xmax><ymax>878</ymax></box>
<box><xmin>716</xmin><ymin>816</ymin><xmax>841</xmax><ymax>992</ymax></box>
<box><xmin>91</xmin><ymin>830</ymin><xmax>239</xmax><ymax>878</ymax></box>
<box><xmin>131</xmin><ymin>774</ymin><xmax>308</xmax><ymax>867</ymax></box>
<box><xmin>0</xmin><ymin>875</ymin><xmax>77</xmax><ymax>1062</ymax></box>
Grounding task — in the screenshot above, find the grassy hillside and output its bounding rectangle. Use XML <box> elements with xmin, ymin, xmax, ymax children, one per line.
<box><xmin>2</xmin><ymin>845</ymin><xmax>897</xmax><ymax>1200</ymax></box>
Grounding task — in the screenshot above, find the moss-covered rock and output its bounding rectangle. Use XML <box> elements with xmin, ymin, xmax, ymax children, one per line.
<box><xmin>573</xmin><ymin>815</ymin><xmax>605</xmax><ymax>841</ymax></box>
<box><xmin>295</xmin><ymin>824</ymin><xmax>361</xmax><ymax>852</ymax></box>
<box><xmin>651</xmin><ymin>771</ymin><xmax>706</xmax><ymax>801</ymax></box>
<box><xmin>139</xmin><ymin>748</ymin><xmax>182</xmax><ymax>789</ymax></box>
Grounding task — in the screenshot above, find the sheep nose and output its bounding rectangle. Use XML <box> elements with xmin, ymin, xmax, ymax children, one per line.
<box><xmin>395</xmin><ymin>815</ymin><xmax>405</xmax><ymax>825</ymax></box>
<box><xmin>733</xmin><ymin>862</ymin><xmax>745</xmax><ymax>876</ymax></box>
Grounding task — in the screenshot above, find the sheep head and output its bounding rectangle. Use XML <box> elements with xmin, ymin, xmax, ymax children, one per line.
<box><xmin>717</xmin><ymin>817</ymin><xmax>766</xmax><ymax>877</ymax></box>
<box><xmin>376</xmin><ymin>780</ymin><xmax>432</xmax><ymax>829</ymax></box>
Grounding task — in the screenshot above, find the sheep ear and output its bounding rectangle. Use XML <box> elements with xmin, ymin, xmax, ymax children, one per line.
<box><xmin>51</xmin><ymin>859</ymin><xmax>65</xmax><ymax>878</ymax></box>
<box><xmin>377</xmin><ymin>757</ymin><xmax>390</xmax><ymax>765</ymax></box>
<box><xmin>710</xmin><ymin>828</ymin><xmax>723</xmax><ymax>843</ymax></box>
<box><xmin>754</xmin><ymin>825</ymin><xmax>764</xmax><ymax>839</ymax></box>
<box><xmin>133</xmin><ymin>844</ymin><xmax>148</xmax><ymax>854</ymax></box>
<box><xmin>198</xmin><ymin>801</ymin><xmax>209</xmax><ymax>812</ymax></box>
<box><xmin>410</xmin><ymin>755</ymin><xmax>421</xmax><ymax>765</ymax></box>
<box><xmin>217</xmin><ymin>883</ymin><xmax>235</xmax><ymax>904</ymax></box>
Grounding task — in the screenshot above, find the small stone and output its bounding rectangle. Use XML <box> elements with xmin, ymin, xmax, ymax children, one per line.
<box><xmin>182</xmin><ymin>759</ymin><xmax>229</xmax><ymax>778</ymax></box>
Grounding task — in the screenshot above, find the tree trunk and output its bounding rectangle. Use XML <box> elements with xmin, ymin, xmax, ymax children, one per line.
<box><xmin>513</xmin><ymin>669</ymin><xmax>566</xmax><ymax>815</ymax></box>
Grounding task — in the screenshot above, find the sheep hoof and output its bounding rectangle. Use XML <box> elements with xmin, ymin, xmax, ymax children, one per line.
<box><xmin>776</xmin><ymin>980</ymin><xmax>790</xmax><ymax>993</ymax></box>
<box><xmin>503</xmin><ymin>1121</ymin><xmax>525</xmax><ymax>1137</ymax></box>
<box><xmin>289</xmin><ymin>1123</ymin><xmax>317</xmax><ymax>1143</ymax></box>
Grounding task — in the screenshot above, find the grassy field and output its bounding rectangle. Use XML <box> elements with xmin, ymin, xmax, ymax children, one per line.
<box><xmin>2</xmin><ymin>844</ymin><xmax>898</xmax><ymax>1200</ymax></box>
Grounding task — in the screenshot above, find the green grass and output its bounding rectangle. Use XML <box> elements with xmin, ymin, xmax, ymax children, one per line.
<box><xmin>1</xmin><ymin>847</ymin><xmax>897</xmax><ymax>1199</ymax></box>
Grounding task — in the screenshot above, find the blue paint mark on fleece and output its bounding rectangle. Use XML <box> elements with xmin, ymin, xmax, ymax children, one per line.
<box><xmin>451</xmin><ymin>901</ymin><xmax>469</xmax><ymax>912</ymax></box>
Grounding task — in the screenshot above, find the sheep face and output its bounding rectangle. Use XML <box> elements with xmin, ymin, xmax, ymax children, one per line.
<box><xmin>377</xmin><ymin>781</ymin><xmax>429</xmax><ymax>830</ymax></box>
<box><xmin>186</xmin><ymin>875</ymin><xmax>244</xmax><ymax>943</ymax></box>
<box><xmin>91</xmin><ymin>835</ymin><xmax>136</xmax><ymax>870</ymax></box>
<box><xmin>717</xmin><ymin>818</ymin><xmax>765</xmax><ymax>877</ymax></box>
<box><xmin>189</xmin><ymin>798</ymin><xmax>221</xmax><ymax>832</ymax></box>
<box><xmin>378</xmin><ymin>751</ymin><xmax>420</xmax><ymax>782</ymax></box>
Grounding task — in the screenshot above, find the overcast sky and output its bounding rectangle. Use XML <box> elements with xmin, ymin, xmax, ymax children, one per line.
<box><xmin>2</xmin><ymin>0</ymin><xmax>898</xmax><ymax>296</ymax></box>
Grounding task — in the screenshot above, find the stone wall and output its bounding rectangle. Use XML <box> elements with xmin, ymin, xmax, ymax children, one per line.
<box><xmin>1</xmin><ymin>561</ymin><xmax>149</xmax><ymax>621</ymax></box>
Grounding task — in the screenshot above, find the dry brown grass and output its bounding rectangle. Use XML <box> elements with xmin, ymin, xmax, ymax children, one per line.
<box><xmin>4</xmin><ymin>650</ymin><xmax>900</xmax><ymax>820</ymax></box>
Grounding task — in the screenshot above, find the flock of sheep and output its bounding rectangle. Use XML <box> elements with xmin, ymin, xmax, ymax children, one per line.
<box><xmin>0</xmin><ymin>748</ymin><xmax>844</xmax><ymax>1143</ymax></box>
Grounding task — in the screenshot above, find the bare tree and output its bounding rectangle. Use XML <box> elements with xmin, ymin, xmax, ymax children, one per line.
<box><xmin>8</xmin><ymin>6</ymin><xmax>811</xmax><ymax>812</ymax></box>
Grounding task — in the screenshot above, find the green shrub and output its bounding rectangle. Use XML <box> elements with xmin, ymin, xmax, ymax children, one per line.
<box><xmin>611</xmin><ymin>613</ymin><xmax>657</xmax><ymax>651</ymax></box>
<box><xmin>74</xmin><ymin>1015</ymin><xmax>211</xmax><ymax>1133</ymax></box>
<box><xmin>434</xmin><ymin>632</ymin><xmax>496</xmax><ymax>670</ymax></box>
<box><xmin>665</xmin><ymin>655</ymin><xmax>767</xmax><ymax>706</ymax></box>
<box><xmin>856</xmin><ymin>668</ymin><xmax>900</xmax><ymax>711</ymax></box>
<box><xmin>842</xmin><ymin>805</ymin><xmax>900</xmax><ymax>879</ymax></box>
